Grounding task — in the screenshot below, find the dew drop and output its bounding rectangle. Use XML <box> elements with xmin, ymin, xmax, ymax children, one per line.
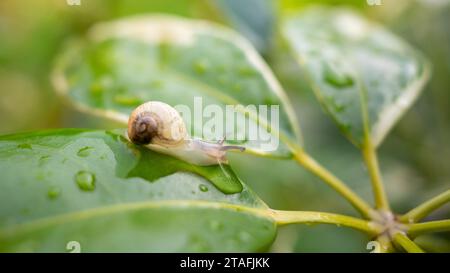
<box><xmin>339</xmin><ymin>123</ymin><xmax>352</xmax><ymax>134</ymax></box>
<box><xmin>331</xmin><ymin>100</ymin><xmax>345</xmax><ymax>113</ymax></box>
<box><xmin>323</xmin><ymin>62</ymin><xmax>354</xmax><ymax>88</ymax></box>
<box><xmin>17</xmin><ymin>143</ymin><xmax>32</xmax><ymax>150</ymax></box>
<box><xmin>199</xmin><ymin>184</ymin><xmax>209</xmax><ymax>192</ymax></box>
<box><xmin>335</xmin><ymin>105</ymin><xmax>345</xmax><ymax>113</ymax></box>
<box><xmin>75</xmin><ymin>171</ymin><xmax>96</xmax><ymax>192</ymax></box>
<box><xmin>77</xmin><ymin>146</ymin><xmax>92</xmax><ymax>157</ymax></box>
<box><xmin>38</xmin><ymin>155</ymin><xmax>50</xmax><ymax>166</ymax></box>
<box><xmin>47</xmin><ymin>186</ymin><xmax>61</xmax><ymax>200</ymax></box>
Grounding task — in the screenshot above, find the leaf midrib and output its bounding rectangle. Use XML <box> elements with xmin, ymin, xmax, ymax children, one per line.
<box><xmin>0</xmin><ymin>200</ymin><xmax>271</xmax><ymax>240</ymax></box>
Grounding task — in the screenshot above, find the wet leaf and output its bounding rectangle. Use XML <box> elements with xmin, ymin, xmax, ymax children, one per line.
<box><xmin>52</xmin><ymin>15</ymin><xmax>301</xmax><ymax>158</ymax></box>
<box><xmin>214</xmin><ymin>0</ymin><xmax>275</xmax><ymax>54</ymax></box>
<box><xmin>0</xmin><ymin>129</ymin><xmax>276</xmax><ymax>252</ymax></box>
<box><xmin>283</xmin><ymin>6</ymin><xmax>430</xmax><ymax>148</ymax></box>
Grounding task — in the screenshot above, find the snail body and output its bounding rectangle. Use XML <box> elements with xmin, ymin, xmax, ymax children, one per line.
<box><xmin>127</xmin><ymin>101</ymin><xmax>244</xmax><ymax>166</ymax></box>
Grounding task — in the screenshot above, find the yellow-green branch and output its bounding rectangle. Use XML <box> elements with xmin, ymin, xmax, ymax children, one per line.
<box><xmin>376</xmin><ymin>234</ymin><xmax>394</xmax><ymax>253</ymax></box>
<box><xmin>362</xmin><ymin>140</ymin><xmax>390</xmax><ymax>211</ymax></box>
<box><xmin>400</xmin><ymin>189</ymin><xmax>450</xmax><ymax>223</ymax></box>
<box><xmin>393</xmin><ymin>232</ymin><xmax>425</xmax><ymax>253</ymax></box>
<box><xmin>292</xmin><ymin>148</ymin><xmax>375</xmax><ymax>219</ymax></box>
<box><xmin>271</xmin><ymin>209</ymin><xmax>380</xmax><ymax>235</ymax></box>
<box><xmin>407</xmin><ymin>219</ymin><xmax>450</xmax><ymax>237</ymax></box>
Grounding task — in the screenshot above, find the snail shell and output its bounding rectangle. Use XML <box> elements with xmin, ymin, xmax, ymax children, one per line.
<box><xmin>128</xmin><ymin>101</ymin><xmax>187</xmax><ymax>147</ymax></box>
<box><xmin>127</xmin><ymin>101</ymin><xmax>244</xmax><ymax>166</ymax></box>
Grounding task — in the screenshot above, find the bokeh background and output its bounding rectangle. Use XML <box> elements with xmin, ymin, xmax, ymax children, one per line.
<box><xmin>0</xmin><ymin>0</ymin><xmax>449</xmax><ymax>252</ymax></box>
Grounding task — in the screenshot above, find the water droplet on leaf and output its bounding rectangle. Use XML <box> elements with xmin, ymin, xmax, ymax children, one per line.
<box><xmin>323</xmin><ymin>62</ymin><xmax>354</xmax><ymax>88</ymax></box>
<box><xmin>75</xmin><ymin>171</ymin><xmax>96</xmax><ymax>191</ymax></box>
<box><xmin>77</xmin><ymin>146</ymin><xmax>93</xmax><ymax>157</ymax></box>
<box><xmin>17</xmin><ymin>143</ymin><xmax>32</xmax><ymax>150</ymax></box>
<box><xmin>38</xmin><ymin>155</ymin><xmax>50</xmax><ymax>166</ymax></box>
<box><xmin>330</xmin><ymin>99</ymin><xmax>345</xmax><ymax>113</ymax></box>
<box><xmin>199</xmin><ymin>184</ymin><xmax>209</xmax><ymax>192</ymax></box>
<box><xmin>47</xmin><ymin>186</ymin><xmax>61</xmax><ymax>200</ymax></box>
<box><xmin>339</xmin><ymin>123</ymin><xmax>352</xmax><ymax>134</ymax></box>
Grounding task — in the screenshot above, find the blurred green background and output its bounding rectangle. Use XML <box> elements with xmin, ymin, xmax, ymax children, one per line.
<box><xmin>0</xmin><ymin>0</ymin><xmax>449</xmax><ymax>252</ymax></box>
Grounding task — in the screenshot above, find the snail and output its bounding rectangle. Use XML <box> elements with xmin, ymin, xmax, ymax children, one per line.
<box><xmin>127</xmin><ymin>101</ymin><xmax>245</xmax><ymax>166</ymax></box>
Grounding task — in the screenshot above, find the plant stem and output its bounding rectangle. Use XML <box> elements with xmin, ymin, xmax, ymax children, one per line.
<box><xmin>271</xmin><ymin>209</ymin><xmax>380</xmax><ymax>235</ymax></box>
<box><xmin>292</xmin><ymin>148</ymin><xmax>375</xmax><ymax>219</ymax></box>
<box><xmin>393</xmin><ymin>232</ymin><xmax>425</xmax><ymax>253</ymax></box>
<box><xmin>362</xmin><ymin>140</ymin><xmax>390</xmax><ymax>211</ymax></box>
<box><xmin>376</xmin><ymin>234</ymin><xmax>394</xmax><ymax>253</ymax></box>
<box><xmin>400</xmin><ymin>189</ymin><xmax>450</xmax><ymax>223</ymax></box>
<box><xmin>407</xmin><ymin>219</ymin><xmax>450</xmax><ymax>237</ymax></box>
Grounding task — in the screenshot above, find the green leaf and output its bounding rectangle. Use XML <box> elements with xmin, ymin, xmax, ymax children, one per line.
<box><xmin>282</xmin><ymin>6</ymin><xmax>430</xmax><ymax>148</ymax></box>
<box><xmin>0</xmin><ymin>130</ymin><xmax>276</xmax><ymax>252</ymax></box>
<box><xmin>214</xmin><ymin>0</ymin><xmax>275</xmax><ymax>54</ymax></box>
<box><xmin>52</xmin><ymin>15</ymin><xmax>301</xmax><ymax>158</ymax></box>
